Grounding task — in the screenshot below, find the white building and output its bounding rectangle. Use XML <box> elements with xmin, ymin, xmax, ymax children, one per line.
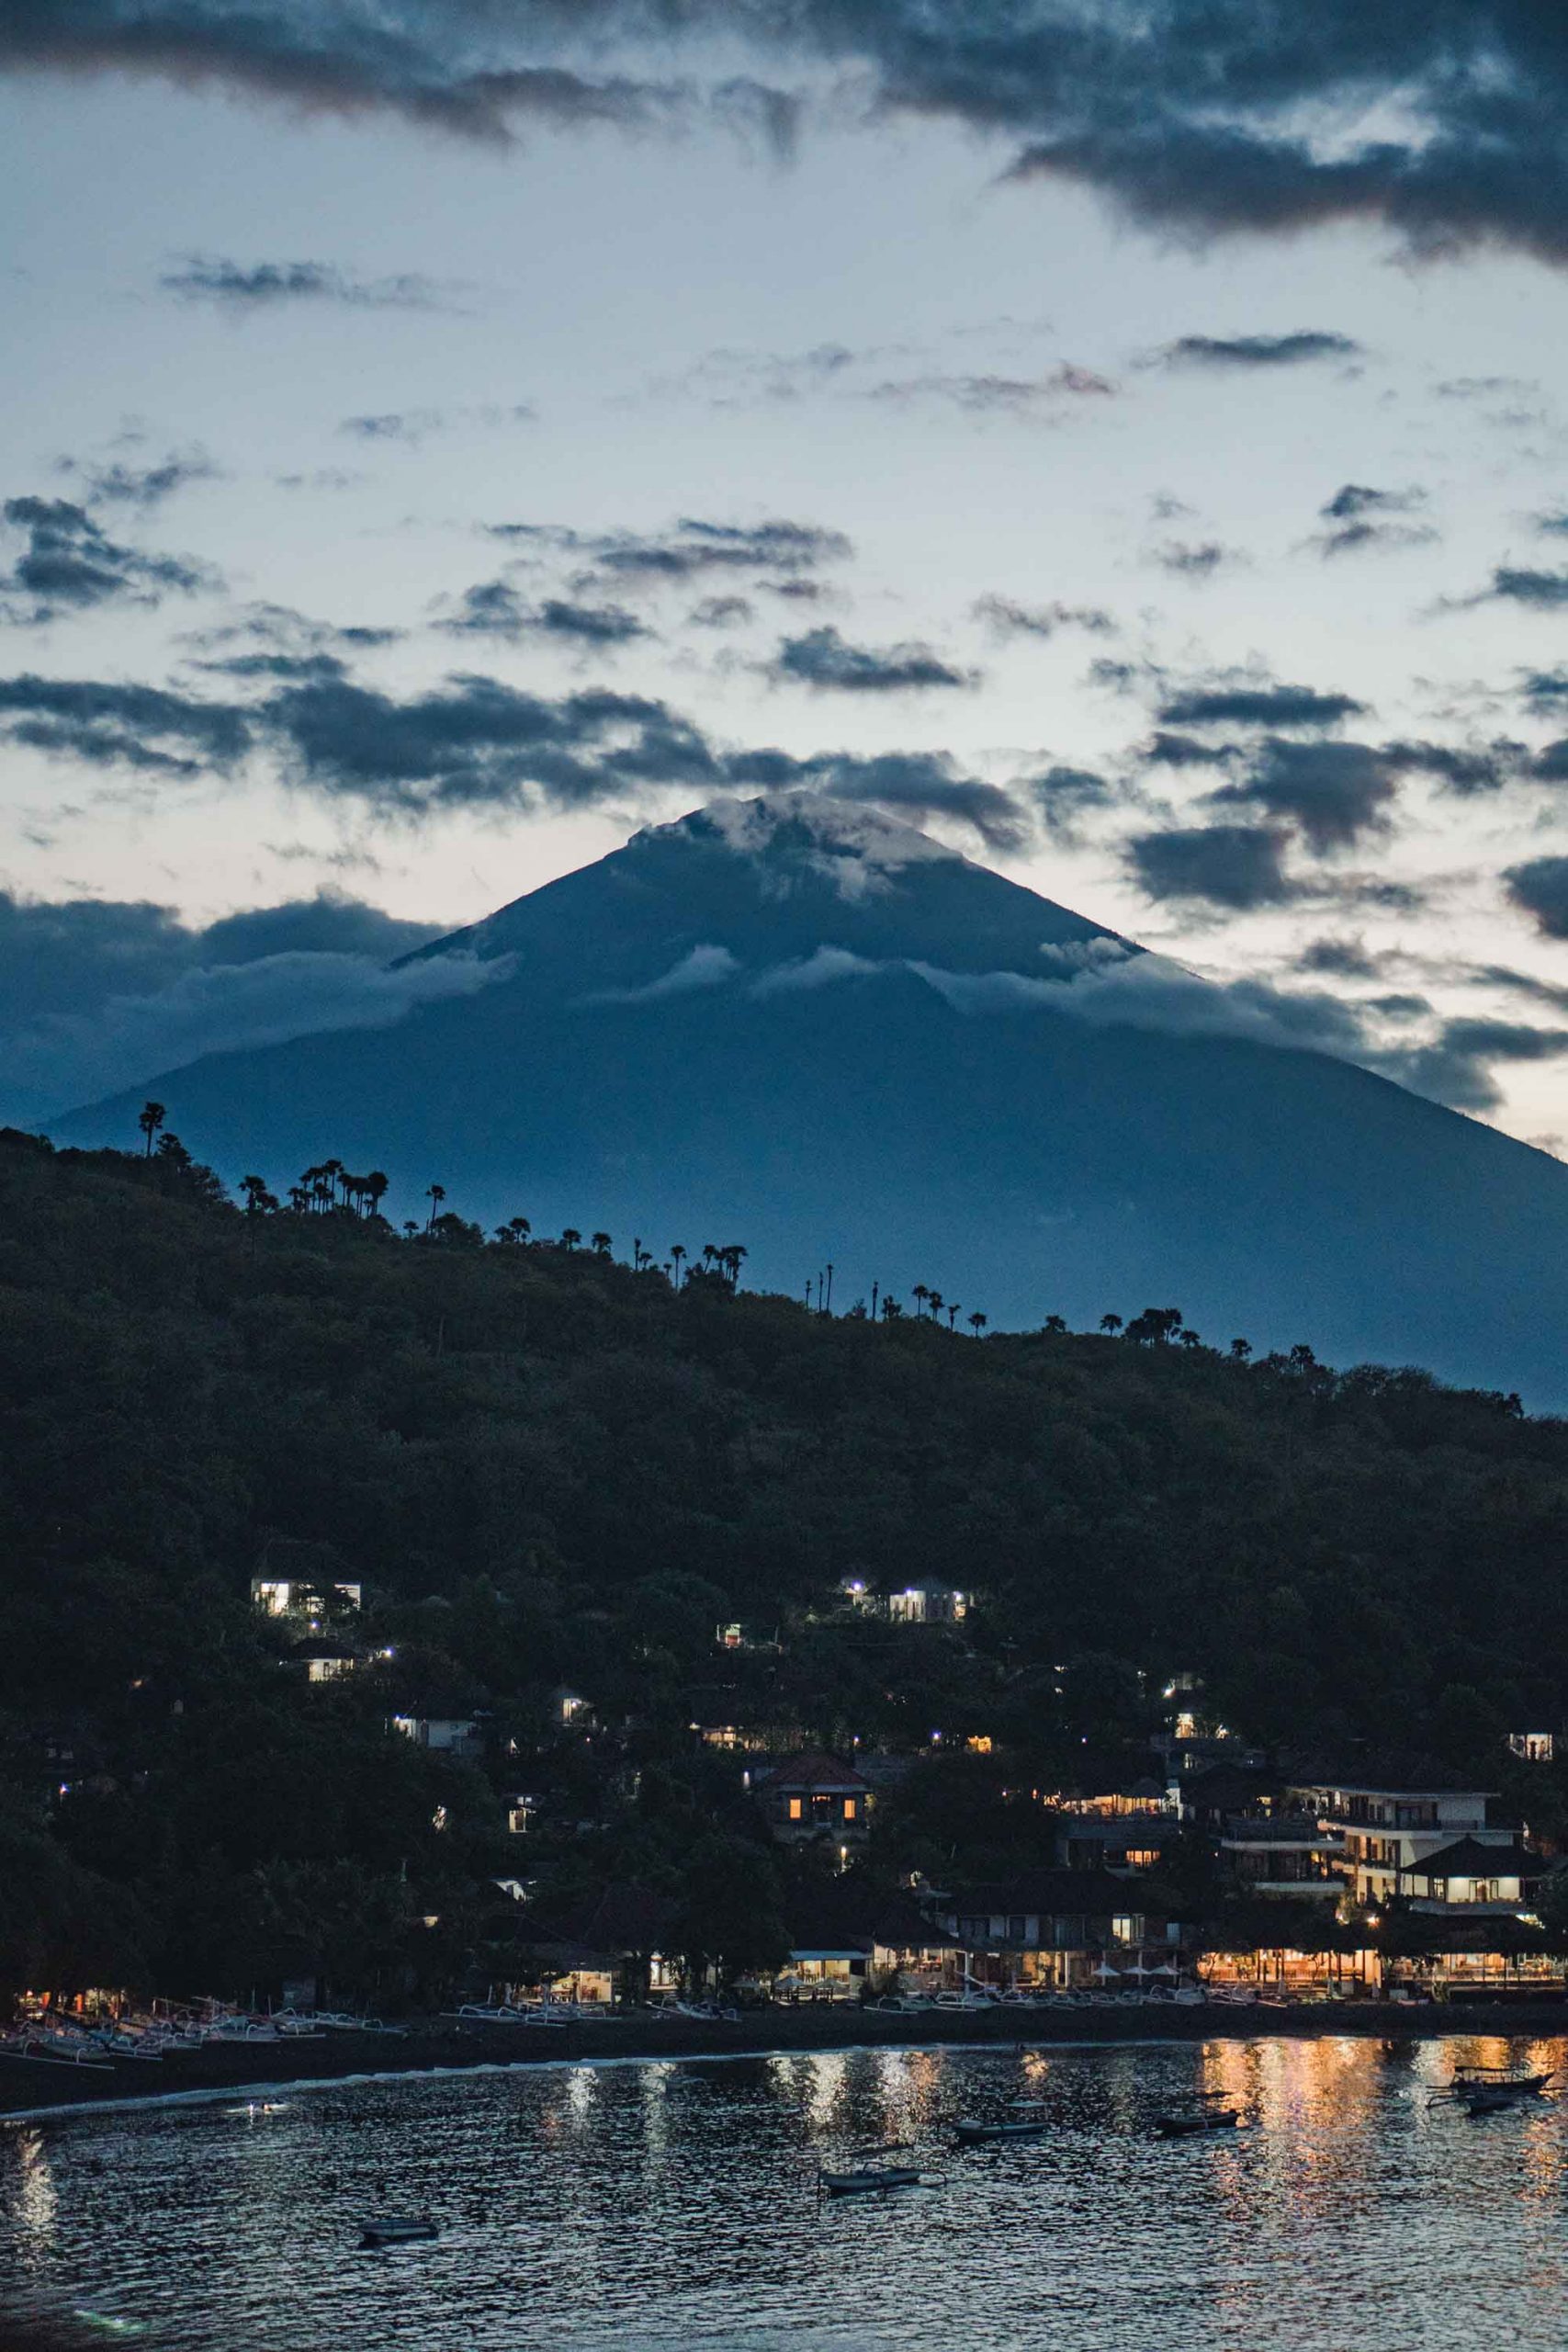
<box><xmin>1288</xmin><ymin>1762</ymin><xmax>1514</xmax><ymax>1909</ymax></box>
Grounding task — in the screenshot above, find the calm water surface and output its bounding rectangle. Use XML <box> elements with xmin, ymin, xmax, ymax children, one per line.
<box><xmin>2</xmin><ymin>2034</ymin><xmax>1563</xmax><ymax>2351</ymax></box>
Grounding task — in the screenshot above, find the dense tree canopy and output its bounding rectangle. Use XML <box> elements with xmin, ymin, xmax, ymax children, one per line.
<box><xmin>3</xmin><ymin>1125</ymin><xmax>1567</xmax><ymax>2002</ymax></box>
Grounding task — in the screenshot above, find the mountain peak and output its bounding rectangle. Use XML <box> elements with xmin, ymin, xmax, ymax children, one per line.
<box><xmin>637</xmin><ymin>791</ymin><xmax>969</xmax><ymax>899</ymax></box>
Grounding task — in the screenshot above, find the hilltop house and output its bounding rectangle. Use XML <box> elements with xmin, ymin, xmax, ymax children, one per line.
<box><xmin>1287</xmin><ymin>1756</ymin><xmax>1515</xmax><ymax>1910</ymax></box>
<box><xmin>754</xmin><ymin>1751</ymin><xmax>871</xmax><ymax>1852</ymax></box>
<box><xmin>835</xmin><ymin>1577</ymin><xmax>968</xmax><ymax>1624</ymax></box>
<box><xmin>252</xmin><ymin>1575</ymin><xmax>363</xmax><ymax>1625</ymax></box>
<box><xmin>392</xmin><ymin>1713</ymin><xmax>486</xmax><ymax>1758</ymax></box>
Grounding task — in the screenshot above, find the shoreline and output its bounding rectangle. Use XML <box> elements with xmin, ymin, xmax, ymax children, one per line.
<box><xmin>8</xmin><ymin>1997</ymin><xmax>1568</xmax><ymax>2122</ymax></box>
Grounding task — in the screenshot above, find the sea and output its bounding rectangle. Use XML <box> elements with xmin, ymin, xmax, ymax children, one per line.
<box><xmin>1</xmin><ymin>2033</ymin><xmax>1562</xmax><ymax>2351</ymax></box>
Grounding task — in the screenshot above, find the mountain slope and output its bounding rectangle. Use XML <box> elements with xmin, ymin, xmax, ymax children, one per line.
<box><xmin>53</xmin><ymin>795</ymin><xmax>1568</xmax><ymax>1404</ymax></box>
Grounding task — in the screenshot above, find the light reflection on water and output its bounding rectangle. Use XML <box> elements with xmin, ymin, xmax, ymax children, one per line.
<box><xmin>2</xmin><ymin>2036</ymin><xmax>1566</xmax><ymax>2350</ymax></box>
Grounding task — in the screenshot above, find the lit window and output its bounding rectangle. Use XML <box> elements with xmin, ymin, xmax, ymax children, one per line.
<box><xmin>788</xmin><ymin>1797</ymin><xmax>804</xmax><ymax>1822</ymax></box>
<box><xmin>842</xmin><ymin>1798</ymin><xmax>857</xmax><ymax>1820</ymax></box>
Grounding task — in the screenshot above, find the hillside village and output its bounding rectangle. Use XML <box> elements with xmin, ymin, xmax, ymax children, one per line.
<box><xmin>6</xmin><ymin>1125</ymin><xmax>1568</xmax><ymax>2019</ymax></box>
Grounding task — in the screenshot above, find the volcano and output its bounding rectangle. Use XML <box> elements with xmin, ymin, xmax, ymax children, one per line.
<box><xmin>54</xmin><ymin>795</ymin><xmax>1568</xmax><ymax>1402</ymax></box>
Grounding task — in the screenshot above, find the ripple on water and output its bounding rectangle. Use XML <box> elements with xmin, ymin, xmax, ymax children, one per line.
<box><xmin>2</xmin><ymin>2036</ymin><xmax>1565</xmax><ymax>2352</ymax></box>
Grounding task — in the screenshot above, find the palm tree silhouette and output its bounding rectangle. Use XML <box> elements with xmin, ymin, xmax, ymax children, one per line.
<box><xmin>560</xmin><ymin>1227</ymin><xmax>581</xmax><ymax>1252</ymax></box>
<box><xmin>946</xmin><ymin>1301</ymin><xmax>960</xmax><ymax>1330</ymax></box>
<box><xmin>912</xmin><ymin>1283</ymin><xmax>930</xmax><ymax>1319</ymax></box>
<box><xmin>365</xmin><ymin>1171</ymin><xmax>389</xmax><ymax>1220</ymax></box>
<box><xmin>1230</xmin><ymin>1337</ymin><xmax>1253</xmax><ymax>1361</ymax></box>
<box><xmin>1043</xmin><ymin>1314</ymin><xmax>1067</xmax><ymax>1334</ymax></box>
<box><xmin>425</xmin><ymin>1183</ymin><xmax>446</xmax><ymax>1234</ymax></box>
<box><xmin>671</xmin><ymin>1244</ymin><xmax>686</xmax><ymax>1286</ymax></box>
<box><xmin>138</xmin><ymin>1102</ymin><xmax>166</xmax><ymax>1158</ymax></box>
<box><xmin>591</xmin><ymin>1231</ymin><xmax>613</xmax><ymax>1257</ymax></box>
<box><xmin>1100</xmin><ymin>1313</ymin><xmax>1123</xmax><ymax>1335</ymax></box>
<box><xmin>968</xmin><ymin>1311</ymin><xmax>987</xmax><ymax>1336</ymax></box>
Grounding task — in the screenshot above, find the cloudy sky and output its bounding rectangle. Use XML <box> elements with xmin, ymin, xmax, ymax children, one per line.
<box><xmin>6</xmin><ymin>0</ymin><xmax>1568</xmax><ymax>1144</ymax></box>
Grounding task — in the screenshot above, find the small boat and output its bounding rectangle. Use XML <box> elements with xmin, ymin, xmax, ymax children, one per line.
<box><xmin>1154</xmin><ymin>2098</ymin><xmax>1239</xmax><ymax>2139</ymax></box>
<box><xmin>1450</xmin><ymin>2065</ymin><xmax>1551</xmax><ymax>2099</ymax></box>
<box><xmin>359</xmin><ymin>2217</ymin><xmax>440</xmax><ymax>2246</ymax></box>
<box><xmin>953</xmin><ymin>2117</ymin><xmax>1050</xmax><ymax>2143</ymax></box>
<box><xmin>818</xmin><ymin>2166</ymin><xmax>923</xmax><ymax>2196</ymax></box>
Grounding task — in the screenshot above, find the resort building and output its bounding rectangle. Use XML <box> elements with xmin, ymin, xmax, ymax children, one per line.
<box><xmin>1216</xmin><ymin>1811</ymin><xmax>1346</xmax><ymax>1899</ymax></box>
<box><xmin>1286</xmin><ymin>1758</ymin><xmax>1512</xmax><ymax>1910</ymax></box>
<box><xmin>932</xmin><ymin>1870</ymin><xmax>1187</xmax><ymax>1989</ymax></box>
<box><xmin>252</xmin><ymin>1575</ymin><xmax>362</xmax><ymax>1624</ymax></box>
<box><xmin>391</xmin><ymin>1713</ymin><xmax>486</xmax><ymax>1757</ymax></box>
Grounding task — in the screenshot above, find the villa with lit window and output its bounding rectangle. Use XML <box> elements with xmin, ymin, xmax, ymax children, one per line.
<box><xmin>1287</xmin><ymin>1757</ymin><xmax>1514</xmax><ymax>1909</ymax></box>
<box><xmin>833</xmin><ymin>1578</ymin><xmax>968</xmax><ymax>1623</ymax></box>
<box><xmin>252</xmin><ymin>1575</ymin><xmax>362</xmax><ymax>1624</ymax></box>
<box><xmin>1400</xmin><ymin>1838</ymin><xmax>1539</xmax><ymax>1917</ymax></box>
<box><xmin>754</xmin><ymin>1751</ymin><xmax>871</xmax><ymax>1850</ymax></box>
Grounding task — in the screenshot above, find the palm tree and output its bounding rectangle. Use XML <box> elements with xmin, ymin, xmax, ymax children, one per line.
<box><xmin>1230</xmin><ymin>1337</ymin><xmax>1252</xmax><ymax>1362</ymax></box>
<box><xmin>671</xmin><ymin>1244</ymin><xmax>686</xmax><ymax>1286</ymax></box>
<box><xmin>946</xmin><ymin>1301</ymin><xmax>960</xmax><ymax>1330</ymax></box>
<box><xmin>591</xmin><ymin>1231</ymin><xmax>612</xmax><ymax>1257</ymax></box>
<box><xmin>425</xmin><ymin>1182</ymin><xmax>446</xmax><ymax>1234</ymax></box>
<box><xmin>138</xmin><ymin>1101</ymin><xmax>165</xmax><ymax>1158</ymax></box>
<box><xmin>495</xmin><ymin>1216</ymin><xmax>531</xmax><ymax>1246</ymax></box>
<box><xmin>1100</xmin><ymin>1313</ymin><xmax>1123</xmax><ymax>1335</ymax></box>
<box><xmin>560</xmin><ymin>1227</ymin><xmax>581</xmax><ymax>1252</ymax></box>
<box><xmin>882</xmin><ymin>1297</ymin><xmax>903</xmax><ymax>1320</ymax></box>
<box><xmin>928</xmin><ymin>1291</ymin><xmax>944</xmax><ymax>1325</ymax></box>
<box><xmin>721</xmin><ymin>1244</ymin><xmax>748</xmax><ymax>1290</ymax></box>
<box><xmin>968</xmin><ymin>1311</ymin><xmax>987</xmax><ymax>1336</ymax></box>
<box><xmin>912</xmin><ymin>1283</ymin><xmax>930</xmax><ymax>1319</ymax></box>
<box><xmin>365</xmin><ymin>1170</ymin><xmax>389</xmax><ymax>1219</ymax></box>
<box><xmin>1043</xmin><ymin>1314</ymin><xmax>1067</xmax><ymax>1334</ymax></box>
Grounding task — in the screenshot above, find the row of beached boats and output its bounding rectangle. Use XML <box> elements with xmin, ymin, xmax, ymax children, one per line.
<box><xmin>0</xmin><ymin>2005</ymin><xmax>406</xmax><ymax>2069</ymax></box>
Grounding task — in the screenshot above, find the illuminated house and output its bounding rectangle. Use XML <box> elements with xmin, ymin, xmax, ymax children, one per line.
<box><xmin>252</xmin><ymin>1576</ymin><xmax>362</xmax><ymax>1626</ymax></box>
<box><xmin>392</xmin><ymin>1713</ymin><xmax>485</xmax><ymax>1758</ymax></box>
<box><xmin>290</xmin><ymin>1638</ymin><xmax>362</xmax><ymax>1685</ymax></box>
<box><xmin>755</xmin><ymin>1751</ymin><xmax>871</xmax><ymax>1849</ymax></box>
<box><xmin>1288</xmin><ymin>1757</ymin><xmax>1512</xmax><ymax>1909</ymax></box>
<box><xmin>1509</xmin><ymin>1731</ymin><xmax>1557</xmax><ymax>1763</ymax></box>
<box><xmin>887</xmin><ymin>1582</ymin><xmax>967</xmax><ymax>1625</ymax></box>
<box><xmin>1400</xmin><ymin>1838</ymin><xmax>1539</xmax><ymax>1917</ymax></box>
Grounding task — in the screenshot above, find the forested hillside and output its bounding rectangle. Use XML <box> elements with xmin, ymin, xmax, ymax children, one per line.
<box><xmin>4</xmin><ymin>1125</ymin><xmax>1568</xmax><ymax>1999</ymax></box>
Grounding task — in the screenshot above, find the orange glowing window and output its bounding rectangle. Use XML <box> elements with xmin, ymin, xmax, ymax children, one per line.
<box><xmin>788</xmin><ymin>1797</ymin><xmax>804</xmax><ymax>1821</ymax></box>
<box><xmin>842</xmin><ymin>1798</ymin><xmax>857</xmax><ymax>1820</ymax></box>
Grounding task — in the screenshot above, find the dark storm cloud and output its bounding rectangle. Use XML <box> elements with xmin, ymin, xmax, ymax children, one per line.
<box><xmin>1209</xmin><ymin>739</ymin><xmax>1399</xmax><ymax>851</ymax></box>
<box><xmin>1505</xmin><ymin>855</ymin><xmax>1568</xmax><ymax>938</ymax></box>
<box><xmin>160</xmin><ymin>254</ymin><xmax>454</xmax><ymax>309</ymax></box>
<box><xmin>769</xmin><ymin>625</ymin><xmax>975</xmax><ymax>693</ymax></box>
<box><xmin>1479</xmin><ymin>566</ymin><xmax>1568</xmax><ymax>608</ymax></box>
<box><xmin>786</xmin><ymin>753</ymin><xmax>1030</xmax><ymax>851</ymax></box>
<box><xmin>1296</xmin><ymin>935</ymin><xmax>1385</xmax><ymax>978</ymax></box>
<box><xmin>438</xmin><ymin>579</ymin><xmax>648</xmax><ymax>645</ymax></box>
<box><xmin>1313</xmin><ymin>481</ymin><xmax>1435</xmax><ymax>559</ymax></box>
<box><xmin>865</xmin><ymin>363</ymin><xmax>1115</xmax><ymax>413</ymax></box>
<box><xmin>1141</xmin><ymin>730</ymin><xmax>1239</xmax><ymax>769</ymax></box>
<box><xmin>688</xmin><ymin>594</ymin><xmax>755</xmax><ymax>628</ymax></box>
<box><xmin>0</xmin><ymin>887</ymin><xmax>502</xmax><ymax>1125</ymax></box>
<box><xmin>1126</xmin><ymin>822</ymin><xmax>1296</xmax><ymax>909</ymax></box>
<box><xmin>340</xmin><ymin>402</ymin><xmax>534</xmax><ymax>445</ymax></box>
<box><xmin>260</xmin><ymin>673</ymin><xmax>724</xmax><ymax>812</ymax></box>
<box><xmin>1028</xmin><ymin>762</ymin><xmax>1118</xmax><ymax>840</ymax></box>
<box><xmin>0</xmin><ymin>496</ymin><xmax>218</xmax><ymax>622</ymax></box>
<box><xmin>1520</xmin><ymin>667</ymin><xmax>1568</xmax><ymax>708</ymax></box>
<box><xmin>60</xmin><ymin>451</ymin><xmax>219</xmax><ymax>508</ymax></box>
<box><xmin>18</xmin><ymin>2</ymin><xmax>1568</xmax><ymax>266</ymax></box>
<box><xmin>1158</xmin><ymin>682</ymin><xmax>1367</xmax><ymax>729</ymax></box>
<box><xmin>0</xmin><ymin>885</ymin><xmax>440</xmax><ymax>1023</ymax></box>
<box><xmin>1150</xmin><ymin>541</ymin><xmax>1237</xmax><ymax>581</ymax></box>
<box><xmin>0</xmin><ymin>673</ymin><xmax>251</xmax><ymax>775</ymax></box>
<box><xmin>973</xmin><ymin>594</ymin><xmax>1114</xmax><ymax>639</ymax></box>
<box><xmin>495</xmin><ymin>516</ymin><xmax>852</xmax><ymax>592</ymax></box>
<box><xmin>1399</xmin><ymin>1016</ymin><xmax>1568</xmax><ymax>1111</ymax></box>
<box><xmin>1156</xmin><ymin>332</ymin><xmax>1362</xmax><ymax>369</ymax></box>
